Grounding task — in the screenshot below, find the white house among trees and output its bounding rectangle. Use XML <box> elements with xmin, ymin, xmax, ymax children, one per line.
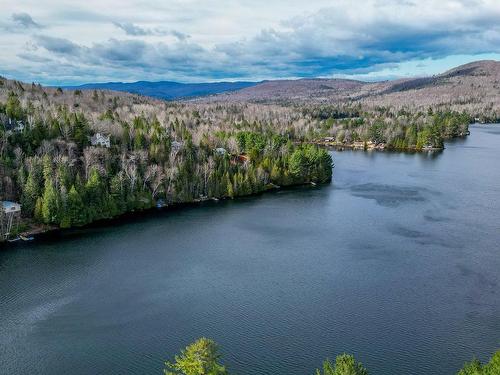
<box><xmin>90</xmin><ymin>133</ymin><xmax>111</xmax><ymax>148</ymax></box>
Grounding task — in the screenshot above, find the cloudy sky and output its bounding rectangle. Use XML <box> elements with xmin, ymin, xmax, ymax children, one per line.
<box><xmin>1</xmin><ymin>0</ymin><xmax>500</xmax><ymax>85</ymax></box>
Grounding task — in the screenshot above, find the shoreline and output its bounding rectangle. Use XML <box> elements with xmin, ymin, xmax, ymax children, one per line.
<box><xmin>309</xmin><ymin>131</ymin><xmax>473</xmax><ymax>152</ymax></box>
<box><xmin>1</xmin><ymin>181</ymin><xmax>322</xmax><ymax>247</ymax></box>
<box><xmin>2</xmin><ymin>127</ymin><xmax>487</xmax><ymax>247</ymax></box>
<box><xmin>310</xmin><ymin>140</ymin><xmax>444</xmax><ymax>152</ymax></box>
<box><xmin>304</xmin><ymin>122</ymin><xmax>500</xmax><ymax>152</ymax></box>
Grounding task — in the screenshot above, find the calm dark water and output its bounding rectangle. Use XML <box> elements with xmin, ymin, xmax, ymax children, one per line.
<box><xmin>1</xmin><ymin>125</ymin><xmax>499</xmax><ymax>375</ymax></box>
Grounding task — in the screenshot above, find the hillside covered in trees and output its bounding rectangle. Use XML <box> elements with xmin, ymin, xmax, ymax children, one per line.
<box><xmin>1</xmin><ymin>61</ymin><xmax>496</xmax><ymax>240</ymax></box>
<box><xmin>0</xmin><ymin>77</ymin><xmax>332</xmax><ymax>240</ymax></box>
<box><xmin>204</xmin><ymin>60</ymin><xmax>500</xmax><ymax>122</ymax></box>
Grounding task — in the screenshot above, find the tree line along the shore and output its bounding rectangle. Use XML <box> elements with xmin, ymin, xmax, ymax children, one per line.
<box><xmin>0</xmin><ymin>85</ymin><xmax>332</xmax><ymax>238</ymax></box>
<box><xmin>0</xmin><ymin>77</ymin><xmax>477</xmax><ymax>239</ymax></box>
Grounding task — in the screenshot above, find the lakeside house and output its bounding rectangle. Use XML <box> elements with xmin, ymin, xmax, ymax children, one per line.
<box><xmin>1</xmin><ymin>201</ymin><xmax>21</xmax><ymax>215</ymax></box>
<box><xmin>3</xmin><ymin>118</ymin><xmax>25</xmax><ymax>133</ymax></box>
<box><xmin>0</xmin><ymin>201</ymin><xmax>21</xmax><ymax>240</ymax></box>
<box><xmin>90</xmin><ymin>133</ymin><xmax>111</xmax><ymax>148</ymax></box>
<box><xmin>12</xmin><ymin>120</ymin><xmax>25</xmax><ymax>132</ymax></box>
<box><xmin>231</xmin><ymin>154</ymin><xmax>249</xmax><ymax>166</ymax></box>
<box><xmin>351</xmin><ymin>140</ymin><xmax>386</xmax><ymax>150</ymax></box>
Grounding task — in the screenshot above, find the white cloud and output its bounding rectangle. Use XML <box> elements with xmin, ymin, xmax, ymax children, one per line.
<box><xmin>1</xmin><ymin>0</ymin><xmax>500</xmax><ymax>84</ymax></box>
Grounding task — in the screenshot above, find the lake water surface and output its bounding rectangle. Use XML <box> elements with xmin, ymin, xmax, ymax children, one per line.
<box><xmin>1</xmin><ymin>125</ymin><xmax>499</xmax><ymax>375</ymax></box>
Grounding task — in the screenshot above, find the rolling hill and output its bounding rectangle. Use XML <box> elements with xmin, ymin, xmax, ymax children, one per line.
<box><xmin>200</xmin><ymin>60</ymin><xmax>500</xmax><ymax>114</ymax></box>
<box><xmin>63</xmin><ymin>80</ymin><xmax>258</xmax><ymax>100</ymax></box>
<box><xmin>53</xmin><ymin>60</ymin><xmax>500</xmax><ymax>118</ymax></box>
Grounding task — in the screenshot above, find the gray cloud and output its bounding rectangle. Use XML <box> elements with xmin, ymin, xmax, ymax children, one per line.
<box><xmin>93</xmin><ymin>39</ymin><xmax>148</xmax><ymax>62</ymax></box>
<box><xmin>113</xmin><ymin>22</ymin><xmax>155</xmax><ymax>36</ymax></box>
<box><xmin>34</xmin><ymin>35</ymin><xmax>82</xmax><ymax>55</ymax></box>
<box><xmin>10</xmin><ymin>0</ymin><xmax>500</xmax><ymax>83</ymax></box>
<box><xmin>32</xmin><ymin>35</ymin><xmax>224</xmax><ymax>78</ymax></box>
<box><xmin>214</xmin><ymin>3</ymin><xmax>500</xmax><ymax>76</ymax></box>
<box><xmin>113</xmin><ymin>21</ymin><xmax>190</xmax><ymax>41</ymax></box>
<box><xmin>12</xmin><ymin>12</ymin><xmax>42</xmax><ymax>29</ymax></box>
<box><xmin>170</xmin><ymin>30</ymin><xmax>190</xmax><ymax>41</ymax></box>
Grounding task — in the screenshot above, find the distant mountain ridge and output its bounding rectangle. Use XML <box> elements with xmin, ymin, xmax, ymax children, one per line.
<box><xmin>63</xmin><ymin>80</ymin><xmax>259</xmax><ymax>100</ymax></box>
<box><xmin>60</xmin><ymin>60</ymin><xmax>500</xmax><ymax>114</ymax></box>
<box><xmin>198</xmin><ymin>60</ymin><xmax>500</xmax><ymax>113</ymax></box>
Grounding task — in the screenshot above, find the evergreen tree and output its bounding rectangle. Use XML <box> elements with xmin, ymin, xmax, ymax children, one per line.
<box><xmin>458</xmin><ymin>351</ymin><xmax>500</xmax><ymax>375</ymax></box>
<box><xmin>21</xmin><ymin>172</ymin><xmax>40</xmax><ymax>215</ymax></box>
<box><xmin>289</xmin><ymin>148</ymin><xmax>308</xmax><ymax>181</ymax></box>
<box><xmin>164</xmin><ymin>338</ymin><xmax>227</xmax><ymax>375</ymax></box>
<box><xmin>85</xmin><ymin>168</ymin><xmax>105</xmax><ymax>220</ymax></box>
<box><xmin>5</xmin><ymin>92</ymin><xmax>23</xmax><ymax>120</ymax></box>
<box><xmin>34</xmin><ymin>197</ymin><xmax>43</xmax><ymax>222</ymax></box>
<box><xmin>316</xmin><ymin>354</ymin><xmax>368</xmax><ymax>375</ymax></box>
<box><xmin>41</xmin><ymin>179</ymin><xmax>59</xmax><ymax>224</ymax></box>
<box><xmin>67</xmin><ymin>185</ymin><xmax>86</xmax><ymax>226</ymax></box>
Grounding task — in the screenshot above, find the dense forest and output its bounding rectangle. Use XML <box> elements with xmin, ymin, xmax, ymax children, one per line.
<box><xmin>302</xmin><ymin>105</ymin><xmax>471</xmax><ymax>150</ymax></box>
<box><xmin>0</xmin><ymin>79</ymin><xmax>332</xmax><ymax>239</ymax></box>
<box><xmin>0</xmin><ymin>73</ymin><xmax>482</xmax><ymax>240</ymax></box>
<box><xmin>164</xmin><ymin>338</ymin><xmax>500</xmax><ymax>375</ymax></box>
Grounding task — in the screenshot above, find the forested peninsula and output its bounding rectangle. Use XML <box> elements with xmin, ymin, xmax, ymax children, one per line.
<box><xmin>0</xmin><ymin>79</ymin><xmax>332</xmax><ymax>241</ymax></box>
<box><xmin>0</xmin><ymin>60</ymin><xmax>493</xmax><ymax>242</ymax></box>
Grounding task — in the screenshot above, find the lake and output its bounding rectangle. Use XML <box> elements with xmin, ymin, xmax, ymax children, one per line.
<box><xmin>1</xmin><ymin>125</ymin><xmax>499</xmax><ymax>375</ymax></box>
